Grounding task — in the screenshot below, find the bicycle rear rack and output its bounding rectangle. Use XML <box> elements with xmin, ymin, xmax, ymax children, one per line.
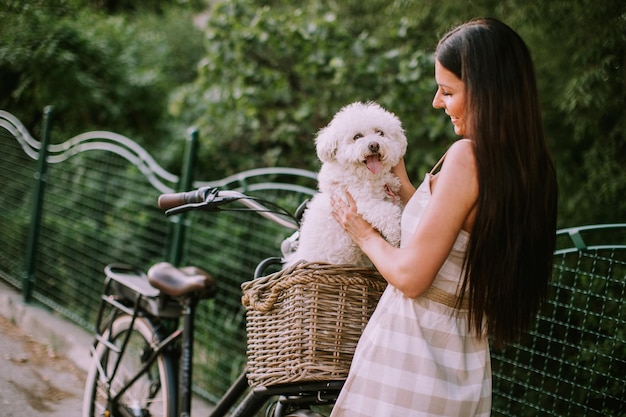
<box><xmin>90</xmin><ymin>264</ymin><xmax>183</xmax><ymax>403</ymax></box>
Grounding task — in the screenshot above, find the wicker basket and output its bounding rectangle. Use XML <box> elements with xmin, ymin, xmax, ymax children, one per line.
<box><xmin>241</xmin><ymin>261</ymin><xmax>387</xmax><ymax>388</ymax></box>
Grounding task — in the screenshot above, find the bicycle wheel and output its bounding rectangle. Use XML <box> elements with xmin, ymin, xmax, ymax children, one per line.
<box><xmin>82</xmin><ymin>315</ymin><xmax>177</xmax><ymax>417</ymax></box>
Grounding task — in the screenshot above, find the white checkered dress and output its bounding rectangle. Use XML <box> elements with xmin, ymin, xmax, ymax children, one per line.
<box><xmin>330</xmin><ymin>174</ymin><xmax>492</xmax><ymax>417</ymax></box>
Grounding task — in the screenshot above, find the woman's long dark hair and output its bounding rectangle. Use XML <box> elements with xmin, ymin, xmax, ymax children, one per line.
<box><xmin>436</xmin><ymin>18</ymin><xmax>558</xmax><ymax>347</ymax></box>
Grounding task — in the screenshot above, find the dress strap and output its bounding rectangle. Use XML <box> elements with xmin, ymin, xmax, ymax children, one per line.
<box><xmin>429</xmin><ymin>139</ymin><xmax>473</xmax><ymax>175</ymax></box>
<box><xmin>429</xmin><ymin>151</ymin><xmax>448</xmax><ymax>175</ymax></box>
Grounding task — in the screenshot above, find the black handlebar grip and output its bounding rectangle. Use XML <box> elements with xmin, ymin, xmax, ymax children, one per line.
<box><xmin>158</xmin><ymin>188</ymin><xmax>207</xmax><ymax>210</ymax></box>
<box><xmin>158</xmin><ymin>192</ymin><xmax>188</xmax><ymax>210</ymax></box>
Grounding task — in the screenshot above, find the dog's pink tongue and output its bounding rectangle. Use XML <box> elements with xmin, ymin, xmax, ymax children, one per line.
<box><xmin>366</xmin><ymin>155</ymin><xmax>382</xmax><ymax>174</ymax></box>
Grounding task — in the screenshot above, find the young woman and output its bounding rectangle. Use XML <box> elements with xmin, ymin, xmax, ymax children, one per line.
<box><xmin>329</xmin><ymin>18</ymin><xmax>558</xmax><ymax>416</ymax></box>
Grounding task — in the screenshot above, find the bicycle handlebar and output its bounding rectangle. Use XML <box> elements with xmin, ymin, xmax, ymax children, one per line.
<box><xmin>158</xmin><ymin>187</ymin><xmax>219</xmax><ymax>210</ymax></box>
<box><xmin>158</xmin><ymin>187</ymin><xmax>300</xmax><ymax>231</ymax></box>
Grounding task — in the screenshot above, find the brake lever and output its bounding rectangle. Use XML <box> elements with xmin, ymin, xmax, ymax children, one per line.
<box><xmin>164</xmin><ymin>195</ymin><xmax>242</xmax><ymax>216</ymax></box>
<box><xmin>165</xmin><ymin>202</ymin><xmax>211</xmax><ymax>216</ymax></box>
<box><xmin>202</xmin><ymin>187</ymin><xmax>220</xmax><ymax>203</ymax></box>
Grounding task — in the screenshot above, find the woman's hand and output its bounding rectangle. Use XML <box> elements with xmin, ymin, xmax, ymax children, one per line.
<box><xmin>330</xmin><ymin>190</ymin><xmax>378</xmax><ymax>247</ymax></box>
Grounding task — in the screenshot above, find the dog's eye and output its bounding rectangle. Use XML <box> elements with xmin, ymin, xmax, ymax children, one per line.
<box><xmin>353</xmin><ymin>133</ymin><xmax>363</xmax><ymax>140</ymax></box>
<box><xmin>375</xmin><ymin>129</ymin><xmax>385</xmax><ymax>137</ymax></box>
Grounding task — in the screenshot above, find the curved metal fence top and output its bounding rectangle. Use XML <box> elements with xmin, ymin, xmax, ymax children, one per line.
<box><xmin>0</xmin><ymin>110</ymin><xmax>41</xmax><ymax>158</ymax></box>
<box><xmin>0</xmin><ymin>110</ymin><xmax>179</xmax><ymax>193</ymax></box>
<box><xmin>555</xmin><ymin>223</ymin><xmax>626</xmax><ymax>254</ymax></box>
<box><xmin>47</xmin><ymin>130</ymin><xmax>180</xmax><ymax>194</ymax></box>
<box><xmin>195</xmin><ymin>166</ymin><xmax>318</xmax><ymax>197</ymax></box>
<box><xmin>1</xmin><ymin>110</ymin><xmax>319</xmax><ymax>197</ymax></box>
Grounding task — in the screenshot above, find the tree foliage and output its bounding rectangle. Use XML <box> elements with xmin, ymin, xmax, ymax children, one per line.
<box><xmin>523</xmin><ymin>0</ymin><xmax>626</xmax><ymax>226</ymax></box>
<box><xmin>169</xmin><ymin>0</ymin><xmax>450</xmax><ymax>179</ymax></box>
<box><xmin>173</xmin><ymin>0</ymin><xmax>625</xmax><ymax>226</ymax></box>
<box><xmin>0</xmin><ymin>0</ymin><xmax>204</xmax><ymax>145</ymax></box>
<box><xmin>0</xmin><ymin>0</ymin><xmax>624</xmax><ymax>226</ymax></box>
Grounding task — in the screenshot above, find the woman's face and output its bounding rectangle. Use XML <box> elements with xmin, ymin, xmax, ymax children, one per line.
<box><xmin>432</xmin><ymin>59</ymin><xmax>467</xmax><ymax>137</ymax></box>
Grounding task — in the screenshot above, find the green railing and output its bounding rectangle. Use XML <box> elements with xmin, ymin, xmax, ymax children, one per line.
<box><xmin>0</xmin><ymin>108</ymin><xmax>317</xmax><ymax>401</ymax></box>
<box><xmin>1</xmin><ymin>108</ymin><xmax>625</xmax><ymax>414</ymax></box>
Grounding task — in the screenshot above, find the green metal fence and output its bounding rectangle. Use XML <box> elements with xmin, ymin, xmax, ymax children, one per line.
<box><xmin>0</xmin><ymin>108</ymin><xmax>317</xmax><ymax>401</ymax></box>
<box><xmin>1</xmin><ymin>108</ymin><xmax>625</xmax><ymax>414</ymax></box>
<box><xmin>491</xmin><ymin>224</ymin><xmax>626</xmax><ymax>416</ymax></box>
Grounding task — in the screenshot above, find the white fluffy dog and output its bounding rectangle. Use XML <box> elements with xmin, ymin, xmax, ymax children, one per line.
<box><xmin>283</xmin><ymin>101</ymin><xmax>407</xmax><ymax>267</ymax></box>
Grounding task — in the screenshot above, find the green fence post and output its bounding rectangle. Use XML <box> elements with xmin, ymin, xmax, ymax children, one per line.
<box><xmin>168</xmin><ymin>127</ymin><xmax>199</xmax><ymax>266</ymax></box>
<box><xmin>23</xmin><ymin>106</ymin><xmax>53</xmax><ymax>302</ymax></box>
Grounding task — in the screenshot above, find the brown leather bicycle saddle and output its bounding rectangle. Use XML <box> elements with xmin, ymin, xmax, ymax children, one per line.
<box><xmin>147</xmin><ymin>262</ymin><xmax>216</xmax><ymax>299</ymax></box>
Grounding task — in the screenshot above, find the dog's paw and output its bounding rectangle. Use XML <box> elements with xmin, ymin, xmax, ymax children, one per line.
<box><xmin>281</xmin><ymin>231</ymin><xmax>300</xmax><ymax>259</ymax></box>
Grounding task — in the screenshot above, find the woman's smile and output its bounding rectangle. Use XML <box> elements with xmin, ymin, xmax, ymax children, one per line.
<box><xmin>433</xmin><ymin>60</ymin><xmax>467</xmax><ymax>136</ymax></box>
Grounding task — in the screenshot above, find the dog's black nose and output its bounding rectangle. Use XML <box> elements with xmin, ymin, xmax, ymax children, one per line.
<box><xmin>368</xmin><ymin>142</ymin><xmax>380</xmax><ymax>153</ymax></box>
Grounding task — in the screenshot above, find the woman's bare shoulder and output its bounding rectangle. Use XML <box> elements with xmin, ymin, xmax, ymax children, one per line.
<box><xmin>449</xmin><ymin>138</ymin><xmax>474</xmax><ymax>156</ymax></box>
<box><xmin>432</xmin><ymin>139</ymin><xmax>476</xmax><ymax>185</ymax></box>
<box><xmin>438</xmin><ymin>139</ymin><xmax>478</xmax><ymax>232</ymax></box>
<box><xmin>443</xmin><ymin>139</ymin><xmax>476</xmax><ymax>175</ymax></box>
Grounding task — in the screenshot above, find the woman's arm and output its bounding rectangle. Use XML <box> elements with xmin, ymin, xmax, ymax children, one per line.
<box><xmin>332</xmin><ymin>140</ymin><xmax>477</xmax><ymax>298</ymax></box>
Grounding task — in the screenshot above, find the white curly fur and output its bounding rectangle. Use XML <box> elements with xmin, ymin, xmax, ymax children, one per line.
<box><xmin>283</xmin><ymin>101</ymin><xmax>407</xmax><ymax>267</ymax></box>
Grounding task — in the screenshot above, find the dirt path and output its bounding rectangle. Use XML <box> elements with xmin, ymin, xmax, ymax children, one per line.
<box><xmin>0</xmin><ymin>315</ymin><xmax>87</xmax><ymax>416</ymax></box>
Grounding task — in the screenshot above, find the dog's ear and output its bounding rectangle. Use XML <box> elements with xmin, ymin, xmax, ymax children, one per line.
<box><xmin>315</xmin><ymin>126</ymin><xmax>339</xmax><ymax>163</ymax></box>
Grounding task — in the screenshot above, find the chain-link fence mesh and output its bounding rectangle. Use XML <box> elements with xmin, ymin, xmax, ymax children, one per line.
<box><xmin>0</xmin><ymin>110</ymin><xmax>317</xmax><ymax>401</ymax></box>
<box><xmin>0</xmin><ymin>124</ymin><xmax>35</xmax><ymax>288</ymax></box>
<box><xmin>491</xmin><ymin>227</ymin><xmax>626</xmax><ymax>416</ymax></box>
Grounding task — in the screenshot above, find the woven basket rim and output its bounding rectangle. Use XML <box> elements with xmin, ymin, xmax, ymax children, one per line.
<box><xmin>241</xmin><ymin>261</ymin><xmax>385</xmax><ymax>313</ymax></box>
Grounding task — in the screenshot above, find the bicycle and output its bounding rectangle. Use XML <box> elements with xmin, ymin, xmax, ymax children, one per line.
<box><xmin>82</xmin><ymin>186</ymin><xmax>343</xmax><ymax>417</ymax></box>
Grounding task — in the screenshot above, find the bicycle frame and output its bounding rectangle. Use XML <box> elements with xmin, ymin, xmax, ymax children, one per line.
<box><xmin>86</xmin><ymin>189</ymin><xmax>343</xmax><ymax>417</ymax></box>
<box><xmin>91</xmin><ymin>260</ymin><xmax>343</xmax><ymax>417</ymax></box>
